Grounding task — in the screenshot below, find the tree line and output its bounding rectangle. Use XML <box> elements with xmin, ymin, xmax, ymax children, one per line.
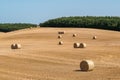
<box><xmin>0</xmin><ymin>23</ymin><xmax>37</xmax><ymax>32</ymax></box>
<box><xmin>40</xmin><ymin>16</ymin><xmax>120</xmax><ymax>31</ymax></box>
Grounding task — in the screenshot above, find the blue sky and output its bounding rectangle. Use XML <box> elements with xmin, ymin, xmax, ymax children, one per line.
<box><xmin>0</xmin><ymin>0</ymin><xmax>120</xmax><ymax>24</ymax></box>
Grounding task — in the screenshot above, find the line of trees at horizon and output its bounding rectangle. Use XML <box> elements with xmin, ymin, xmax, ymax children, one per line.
<box><xmin>0</xmin><ymin>16</ymin><xmax>120</xmax><ymax>32</ymax></box>
<box><xmin>0</xmin><ymin>23</ymin><xmax>37</xmax><ymax>32</ymax></box>
<box><xmin>40</xmin><ymin>16</ymin><xmax>120</xmax><ymax>31</ymax></box>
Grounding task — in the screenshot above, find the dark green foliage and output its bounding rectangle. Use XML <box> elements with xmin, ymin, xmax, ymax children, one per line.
<box><xmin>0</xmin><ymin>23</ymin><xmax>37</xmax><ymax>32</ymax></box>
<box><xmin>40</xmin><ymin>16</ymin><xmax>120</xmax><ymax>31</ymax></box>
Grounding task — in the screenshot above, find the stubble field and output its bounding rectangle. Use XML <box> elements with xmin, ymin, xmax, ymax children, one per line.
<box><xmin>0</xmin><ymin>28</ymin><xmax>119</xmax><ymax>80</ymax></box>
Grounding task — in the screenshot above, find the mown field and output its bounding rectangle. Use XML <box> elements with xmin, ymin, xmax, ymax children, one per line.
<box><xmin>0</xmin><ymin>27</ymin><xmax>120</xmax><ymax>80</ymax></box>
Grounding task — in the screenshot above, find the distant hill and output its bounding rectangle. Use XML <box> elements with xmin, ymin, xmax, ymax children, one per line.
<box><xmin>40</xmin><ymin>16</ymin><xmax>120</xmax><ymax>31</ymax></box>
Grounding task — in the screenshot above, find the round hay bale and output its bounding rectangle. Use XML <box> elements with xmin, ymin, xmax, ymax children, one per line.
<box><xmin>73</xmin><ymin>34</ymin><xmax>77</xmax><ymax>37</ymax></box>
<box><xmin>11</xmin><ymin>44</ymin><xmax>16</xmax><ymax>49</ymax></box>
<box><xmin>11</xmin><ymin>44</ymin><xmax>21</xmax><ymax>49</ymax></box>
<box><xmin>58</xmin><ymin>31</ymin><xmax>65</xmax><ymax>34</ymax></box>
<box><xmin>79</xmin><ymin>43</ymin><xmax>86</xmax><ymax>48</ymax></box>
<box><xmin>93</xmin><ymin>36</ymin><xmax>97</xmax><ymax>40</ymax></box>
<box><xmin>58</xmin><ymin>41</ymin><xmax>63</xmax><ymax>45</ymax></box>
<box><xmin>73</xmin><ymin>43</ymin><xmax>80</xmax><ymax>48</ymax></box>
<box><xmin>15</xmin><ymin>44</ymin><xmax>21</xmax><ymax>49</ymax></box>
<box><xmin>80</xmin><ymin>60</ymin><xmax>94</xmax><ymax>71</ymax></box>
<box><xmin>58</xmin><ymin>35</ymin><xmax>62</xmax><ymax>39</ymax></box>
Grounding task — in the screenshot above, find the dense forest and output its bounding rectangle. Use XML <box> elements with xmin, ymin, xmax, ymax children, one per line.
<box><xmin>40</xmin><ymin>16</ymin><xmax>120</xmax><ymax>31</ymax></box>
<box><xmin>0</xmin><ymin>23</ymin><xmax>37</xmax><ymax>32</ymax></box>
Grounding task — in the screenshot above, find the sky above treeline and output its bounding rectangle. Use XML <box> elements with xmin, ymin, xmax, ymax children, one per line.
<box><xmin>0</xmin><ymin>0</ymin><xmax>120</xmax><ymax>24</ymax></box>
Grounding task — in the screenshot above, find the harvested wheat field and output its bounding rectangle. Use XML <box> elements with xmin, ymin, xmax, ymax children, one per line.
<box><xmin>0</xmin><ymin>27</ymin><xmax>120</xmax><ymax>80</ymax></box>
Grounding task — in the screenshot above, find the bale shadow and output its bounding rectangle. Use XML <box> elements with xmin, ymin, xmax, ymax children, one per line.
<box><xmin>74</xmin><ymin>70</ymin><xmax>91</xmax><ymax>73</ymax></box>
<box><xmin>74</xmin><ymin>70</ymin><xmax>81</xmax><ymax>72</ymax></box>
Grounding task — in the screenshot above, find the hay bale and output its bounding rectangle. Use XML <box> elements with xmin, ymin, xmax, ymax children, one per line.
<box><xmin>73</xmin><ymin>43</ymin><xmax>80</xmax><ymax>48</ymax></box>
<box><xmin>11</xmin><ymin>44</ymin><xmax>16</xmax><ymax>49</ymax></box>
<box><xmin>16</xmin><ymin>44</ymin><xmax>21</xmax><ymax>49</ymax></box>
<box><xmin>73</xmin><ymin>34</ymin><xmax>77</xmax><ymax>37</ymax></box>
<box><xmin>79</xmin><ymin>43</ymin><xmax>86</xmax><ymax>48</ymax></box>
<box><xmin>58</xmin><ymin>31</ymin><xmax>65</xmax><ymax>34</ymax></box>
<box><xmin>80</xmin><ymin>60</ymin><xmax>94</xmax><ymax>71</ymax></box>
<box><xmin>93</xmin><ymin>36</ymin><xmax>97</xmax><ymax>40</ymax></box>
<box><xmin>58</xmin><ymin>41</ymin><xmax>63</xmax><ymax>45</ymax></box>
<box><xmin>58</xmin><ymin>35</ymin><xmax>62</xmax><ymax>39</ymax></box>
<box><xmin>11</xmin><ymin>44</ymin><xmax>21</xmax><ymax>49</ymax></box>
